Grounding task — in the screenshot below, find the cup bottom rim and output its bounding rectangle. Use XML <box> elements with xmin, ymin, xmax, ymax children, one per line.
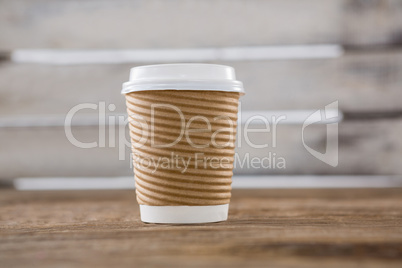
<box><xmin>139</xmin><ymin>204</ymin><xmax>229</xmax><ymax>224</ymax></box>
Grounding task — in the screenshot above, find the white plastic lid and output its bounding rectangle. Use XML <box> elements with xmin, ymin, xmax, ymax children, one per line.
<box><xmin>121</xmin><ymin>63</ymin><xmax>244</xmax><ymax>94</ymax></box>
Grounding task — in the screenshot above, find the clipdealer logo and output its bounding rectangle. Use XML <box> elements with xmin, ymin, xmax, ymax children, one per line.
<box><xmin>64</xmin><ymin>101</ymin><xmax>341</xmax><ymax>169</ymax></box>
<box><xmin>302</xmin><ymin>101</ymin><xmax>339</xmax><ymax>167</ymax></box>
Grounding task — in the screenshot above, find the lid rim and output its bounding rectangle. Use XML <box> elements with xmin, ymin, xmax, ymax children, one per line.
<box><xmin>122</xmin><ymin>63</ymin><xmax>245</xmax><ymax>95</ymax></box>
<box><xmin>121</xmin><ymin>85</ymin><xmax>245</xmax><ymax>94</ymax></box>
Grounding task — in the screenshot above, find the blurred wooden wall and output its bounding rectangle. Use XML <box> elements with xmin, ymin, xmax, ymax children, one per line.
<box><xmin>0</xmin><ymin>0</ymin><xmax>402</xmax><ymax>179</ymax></box>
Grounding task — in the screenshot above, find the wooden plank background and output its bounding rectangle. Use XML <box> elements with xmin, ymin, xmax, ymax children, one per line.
<box><xmin>1</xmin><ymin>50</ymin><xmax>402</xmax><ymax>116</ymax></box>
<box><xmin>0</xmin><ymin>118</ymin><xmax>401</xmax><ymax>179</ymax></box>
<box><xmin>0</xmin><ymin>0</ymin><xmax>401</xmax><ymax>180</ymax></box>
<box><xmin>1</xmin><ymin>0</ymin><xmax>402</xmax><ymax>49</ymax></box>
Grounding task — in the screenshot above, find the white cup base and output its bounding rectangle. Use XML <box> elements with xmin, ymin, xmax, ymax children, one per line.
<box><xmin>139</xmin><ymin>204</ymin><xmax>229</xmax><ymax>224</ymax></box>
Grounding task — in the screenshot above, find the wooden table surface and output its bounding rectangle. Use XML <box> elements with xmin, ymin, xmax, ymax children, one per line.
<box><xmin>0</xmin><ymin>188</ymin><xmax>401</xmax><ymax>268</ymax></box>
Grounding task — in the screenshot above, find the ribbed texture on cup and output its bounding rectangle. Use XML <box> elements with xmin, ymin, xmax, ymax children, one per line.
<box><xmin>125</xmin><ymin>90</ymin><xmax>240</xmax><ymax>206</ymax></box>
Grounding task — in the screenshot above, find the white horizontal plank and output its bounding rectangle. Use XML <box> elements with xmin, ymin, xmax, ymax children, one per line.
<box><xmin>13</xmin><ymin>175</ymin><xmax>402</xmax><ymax>191</ymax></box>
<box><xmin>14</xmin><ymin>177</ymin><xmax>135</xmax><ymax>191</ymax></box>
<box><xmin>232</xmin><ymin>176</ymin><xmax>402</xmax><ymax>189</ymax></box>
<box><xmin>0</xmin><ymin>110</ymin><xmax>343</xmax><ymax>128</ymax></box>
<box><xmin>10</xmin><ymin>45</ymin><xmax>343</xmax><ymax>65</ymax></box>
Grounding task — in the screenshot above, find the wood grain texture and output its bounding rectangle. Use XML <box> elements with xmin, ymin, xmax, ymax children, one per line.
<box><xmin>0</xmin><ymin>188</ymin><xmax>401</xmax><ymax>267</ymax></box>
<box><xmin>342</xmin><ymin>0</ymin><xmax>402</xmax><ymax>47</ymax></box>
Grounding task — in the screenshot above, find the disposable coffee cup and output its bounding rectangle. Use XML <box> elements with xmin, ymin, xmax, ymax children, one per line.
<box><xmin>122</xmin><ymin>64</ymin><xmax>244</xmax><ymax>224</ymax></box>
